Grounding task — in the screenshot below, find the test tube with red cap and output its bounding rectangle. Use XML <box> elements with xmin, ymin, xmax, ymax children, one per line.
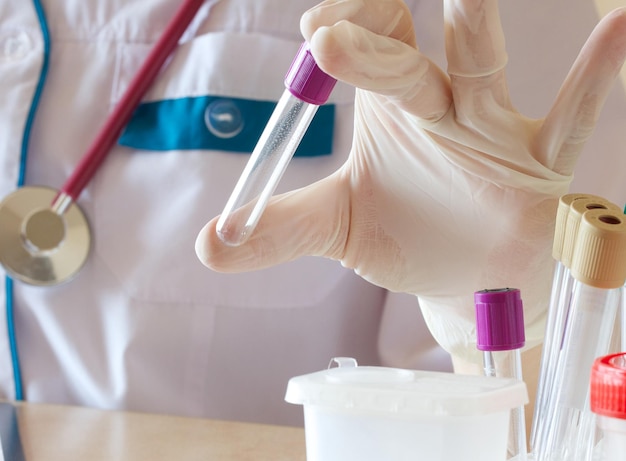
<box><xmin>216</xmin><ymin>42</ymin><xmax>337</xmax><ymax>247</ymax></box>
<box><xmin>475</xmin><ymin>287</ymin><xmax>527</xmax><ymax>460</ymax></box>
<box><xmin>590</xmin><ymin>352</ymin><xmax>626</xmax><ymax>461</ymax></box>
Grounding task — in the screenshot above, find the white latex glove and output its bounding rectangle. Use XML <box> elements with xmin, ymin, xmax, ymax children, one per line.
<box><xmin>196</xmin><ymin>0</ymin><xmax>626</xmax><ymax>366</ymax></box>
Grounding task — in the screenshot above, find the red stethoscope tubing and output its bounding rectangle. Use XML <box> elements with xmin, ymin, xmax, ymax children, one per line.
<box><xmin>56</xmin><ymin>0</ymin><xmax>205</xmax><ymax>203</ymax></box>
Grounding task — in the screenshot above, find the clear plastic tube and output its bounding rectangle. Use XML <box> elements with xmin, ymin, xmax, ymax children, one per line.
<box><xmin>596</xmin><ymin>415</ymin><xmax>626</xmax><ymax>461</ymax></box>
<box><xmin>532</xmin><ymin>264</ymin><xmax>576</xmax><ymax>456</ymax></box>
<box><xmin>216</xmin><ymin>42</ymin><xmax>336</xmax><ymax>247</ymax></box>
<box><xmin>536</xmin><ymin>282</ymin><xmax>621</xmax><ymax>461</ymax></box>
<box><xmin>483</xmin><ymin>349</ymin><xmax>527</xmax><ymax>460</ymax></box>
<box><xmin>531</xmin><ymin>260</ymin><xmax>567</xmax><ymax>452</ymax></box>
<box><xmin>622</xmin><ymin>285</ymin><xmax>626</xmax><ymax>352</ymax></box>
<box><xmin>216</xmin><ymin>90</ymin><xmax>318</xmax><ymax>246</ymax></box>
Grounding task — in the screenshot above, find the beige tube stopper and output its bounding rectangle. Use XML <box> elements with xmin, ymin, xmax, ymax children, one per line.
<box><xmin>570</xmin><ymin>209</ymin><xmax>626</xmax><ymax>289</ymax></box>
<box><xmin>560</xmin><ymin>197</ymin><xmax>621</xmax><ymax>269</ymax></box>
<box><xmin>553</xmin><ymin>194</ymin><xmax>596</xmax><ymax>261</ymax></box>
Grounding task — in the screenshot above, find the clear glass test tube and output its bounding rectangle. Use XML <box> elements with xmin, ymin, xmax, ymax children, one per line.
<box><xmin>475</xmin><ymin>288</ymin><xmax>527</xmax><ymax>461</ymax></box>
<box><xmin>216</xmin><ymin>42</ymin><xmax>336</xmax><ymax>247</ymax></box>
<box><xmin>535</xmin><ymin>209</ymin><xmax>626</xmax><ymax>461</ymax></box>
<box><xmin>531</xmin><ymin>195</ymin><xmax>621</xmax><ymax>453</ymax></box>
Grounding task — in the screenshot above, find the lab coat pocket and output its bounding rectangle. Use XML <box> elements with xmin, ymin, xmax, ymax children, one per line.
<box><xmin>117</xmin><ymin>31</ymin><xmax>355</xmax><ymax>157</ymax></box>
<box><xmin>91</xmin><ymin>31</ymin><xmax>355</xmax><ymax>308</ymax></box>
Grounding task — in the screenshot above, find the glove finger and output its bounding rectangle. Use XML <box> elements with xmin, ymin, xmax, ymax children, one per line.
<box><xmin>301</xmin><ymin>0</ymin><xmax>417</xmax><ymax>47</ymax></box>
<box><xmin>536</xmin><ymin>8</ymin><xmax>626</xmax><ymax>175</ymax></box>
<box><xmin>444</xmin><ymin>0</ymin><xmax>507</xmax><ymax>78</ymax></box>
<box><xmin>195</xmin><ymin>171</ymin><xmax>349</xmax><ymax>273</ymax></box>
<box><xmin>307</xmin><ymin>21</ymin><xmax>452</xmax><ymax>122</ymax></box>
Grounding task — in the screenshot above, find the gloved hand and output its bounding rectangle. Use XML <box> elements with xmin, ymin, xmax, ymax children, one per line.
<box><xmin>196</xmin><ymin>0</ymin><xmax>626</xmax><ymax>365</ymax></box>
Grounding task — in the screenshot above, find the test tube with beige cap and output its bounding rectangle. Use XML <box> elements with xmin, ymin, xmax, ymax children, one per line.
<box><xmin>531</xmin><ymin>194</ymin><xmax>622</xmax><ymax>453</ymax></box>
<box><xmin>534</xmin><ymin>207</ymin><xmax>626</xmax><ymax>461</ymax></box>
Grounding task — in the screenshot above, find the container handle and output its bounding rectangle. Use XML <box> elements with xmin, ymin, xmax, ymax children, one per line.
<box><xmin>328</xmin><ymin>357</ymin><xmax>358</xmax><ymax>369</ymax></box>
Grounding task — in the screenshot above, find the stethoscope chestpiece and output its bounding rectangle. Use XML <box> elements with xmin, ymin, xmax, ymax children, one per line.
<box><xmin>0</xmin><ymin>0</ymin><xmax>211</xmax><ymax>286</ymax></box>
<box><xmin>0</xmin><ymin>186</ymin><xmax>90</xmax><ymax>286</ymax></box>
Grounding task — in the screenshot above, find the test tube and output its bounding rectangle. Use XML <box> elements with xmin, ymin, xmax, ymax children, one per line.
<box><xmin>590</xmin><ymin>353</ymin><xmax>626</xmax><ymax>461</ymax></box>
<box><xmin>531</xmin><ymin>194</ymin><xmax>586</xmax><ymax>451</ymax></box>
<box><xmin>622</xmin><ymin>284</ymin><xmax>626</xmax><ymax>352</ymax></box>
<box><xmin>531</xmin><ymin>195</ymin><xmax>621</xmax><ymax>453</ymax></box>
<box><xmin>475</xmin><ymin>288</ymin><xmax>527</xmax><ymax>460</ymax></box>
<box><xmin>216</xmin><ymin>42</ymin><xmax>337</xmax><ymax>246</ymax></box>
<box><xmin>535</xmin><ymin>209</ymin><xmax>626</xmax><ymax>461</ymax></box>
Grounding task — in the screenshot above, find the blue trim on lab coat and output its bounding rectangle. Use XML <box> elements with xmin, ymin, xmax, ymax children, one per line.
<box><xmin>118</xmin><ymin>95</ymin><xmax>335</xmax><ymax>156</ymax></box>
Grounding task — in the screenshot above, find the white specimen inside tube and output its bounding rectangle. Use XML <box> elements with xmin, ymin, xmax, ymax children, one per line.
<box><xmin>217</xmin><ymin>90</ymin><xmax>319</xmax><ymax>246</ymax></box>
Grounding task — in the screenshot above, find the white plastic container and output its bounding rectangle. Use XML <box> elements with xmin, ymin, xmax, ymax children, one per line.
<box><xmin>285</xmin><ymin>358</ymin><xmax>528</xmax><ymax>461</ymax></box>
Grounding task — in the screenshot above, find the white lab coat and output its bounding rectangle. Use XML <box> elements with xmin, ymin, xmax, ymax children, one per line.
<box><xmin>1</xmin><ymin>0</ymin><xmax>450</xmax><ymax>426</ymax></box>
<box><xmin>0</xmin><ymin>0</ymin><xmax>624</xmax><ymax>427</ymax></box>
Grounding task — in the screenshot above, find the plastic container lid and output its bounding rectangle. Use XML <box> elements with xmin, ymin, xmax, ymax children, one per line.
<box><xmin>285</xmin><ymin>364</ymin><xmax>528</xmax><ymax>417</ymax></box>
<box><xmin>284</xmin><ymin>42</ymin><xmax>337</xmax><ymax>105</ymax></box>
<box><xmin>474</xmin><ymin>288</ymin><xmax>525</xmax><ymax>351</ymax></box>
<box><xmin>590</xmin><ymin>352</ymin><xmax>626</xmax><ymax>420</ymax></box>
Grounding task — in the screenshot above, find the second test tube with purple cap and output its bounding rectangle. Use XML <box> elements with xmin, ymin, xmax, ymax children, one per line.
<box><xmin>475</xmin><ymin>288</ymin><xmax>527</xmax><ymax>460</ymax></box>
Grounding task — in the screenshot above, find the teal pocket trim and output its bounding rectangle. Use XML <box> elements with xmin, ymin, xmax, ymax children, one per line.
<box><xmin>118</xmin><ymin>95</ymin><xmax>335</xmax><ymax>157</ymax></box>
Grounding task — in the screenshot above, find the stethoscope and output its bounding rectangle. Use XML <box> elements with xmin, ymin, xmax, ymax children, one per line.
<box><xmin>0</xmin><ymin>0</ymin><xmax>211</xmax><ymax>286</ymax></box>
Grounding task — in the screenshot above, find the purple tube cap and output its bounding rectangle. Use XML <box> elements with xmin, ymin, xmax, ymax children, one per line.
<box><xmin>474</xmin><ymin>288</ymin><xmax>525</xmax><ymax>351</ymax></box>
<box><xmin>284</xmin><ymin>42</ymin><xmax>337</xmax><ymax>105</ymax></box>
